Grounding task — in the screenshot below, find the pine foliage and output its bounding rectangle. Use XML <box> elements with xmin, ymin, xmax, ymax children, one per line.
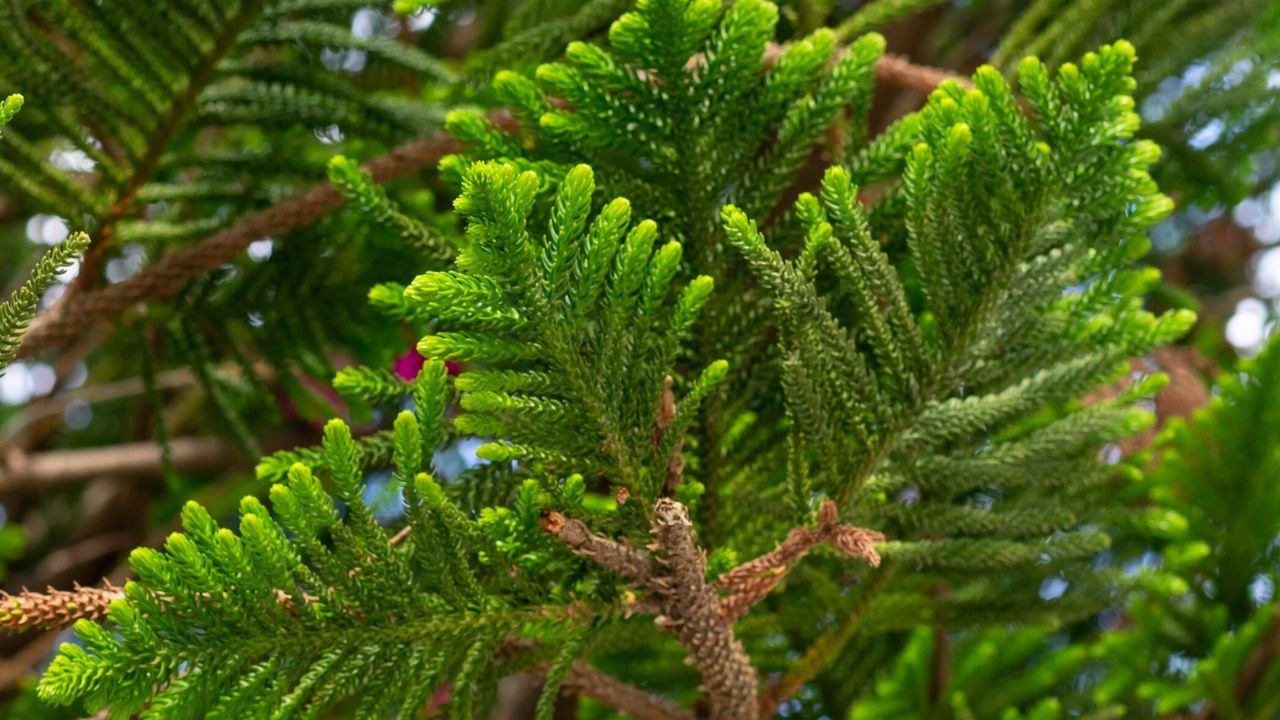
<box><xmin>0</xmin><ymin>94</ymin><xmax>87</xmax><ymax>366</ymax></box>
<box><xmin>993</xmin><ymin>0</ymin><xmax>1280</xmax><ymax>206</ymax></box>
<box><xmin>409</xmin><ymin>160</ymin><xmax>724</xmax><ymax>494</ymax></box>
<box><xmin>0</xmin><ymin>0</ymin><xmax>444</xmax><ymax>228</ymax></box>
<box><xmin>7</xmin><ymin>0</ymin><xmax>1272</xmax><ymax>718</ymax></box>
<box><xmin>447</xmin><ymin>0</ymin><xmax>884</xmax><ymax>264</ymax></box>
<box><xmin>852</xmin><ymin>627</ymin><xmax>1111</xmax><ymax>720</ymax></box>
<box><xmin>37</xmin><ymin>373</ymin><xmax>612</xmax><ymax>719</ymax></box>
<box><xmin>724</xmin><ymin>42</ymin><xmax>1192</xmax><ymax>588</ymax></box>
<box><xmin>0</xmin><ymin>229</ymin><xmax>89</xmax><ymax>372</ymax></box>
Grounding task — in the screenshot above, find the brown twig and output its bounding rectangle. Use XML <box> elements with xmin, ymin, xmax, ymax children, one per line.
<box><xmin>2</xmin><ymin>361</ymin><xmax>272</xmax><ymax>442</ymax></box>
<box><xmin>563</xmin><ymin>663</ymin><xmax>696</xmax><ymax>720</ymax></box>
<box><xmin>715</xmin><ymin>500</ymin><xmax>884</xmax><ymax>623</ymax></box>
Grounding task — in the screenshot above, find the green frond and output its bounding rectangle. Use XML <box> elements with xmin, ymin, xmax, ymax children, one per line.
<box><xmin>36</xmin><ymin>396</ymin><xmax>615</xmax><ymax>718</ymax></box>
<box><xmin>724</xmin><ymin>42</ymin><xmax>1184</xmax><ymax>614</ymax></box>
<box><xmin>410</xmin><ymin>160</ymin><xmax>721</xmax><ymax>498</ymax></box>
<box><xmin>0</xmin><ymin>231</ymin><xmax>90</xmax><ymax>372</ymax></box>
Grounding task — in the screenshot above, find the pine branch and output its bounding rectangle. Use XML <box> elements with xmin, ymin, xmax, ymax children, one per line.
<box><xmin>876</xmin><ymin>52</ymin><xmax>971</xmax><ymax>93</ymax></box>
<box><xmin>15</xmin><ymin>128</ymin><xmax>467</xmax><ymax>359</ymax></box>
<box><xmin>0</xmin><ymin>232</ymin><xmax>89</xmax><ymax>370</ymax></box>
<box><xmin>76</xmin><ymin>0</ymin><xmax>267</xmax><ymax>285</ymax></box>
<box><xmin>542</xmin><ymin>500</ymin><xmax>757</xmax><ymax>718</ymax></box>
<box><xmin>539</xmin><ymin>510</ymin><xmax>657</xmax><ymax>589</ymax></box>
<box><xmin>12</xmin><ymin>44</ymin><xmax>963</xmax><ymax>361</ymax></box>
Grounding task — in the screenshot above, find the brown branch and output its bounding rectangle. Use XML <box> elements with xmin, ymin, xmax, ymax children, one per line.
<box><xmin>1</xmin><ymin>584</ymin><xmax>121</xmax><ymax>633</ymax></box>
<box><xmin>0</xmin><ymin>437</ymin><xmax>241</xmax><ymax>495</ymax></box>
<box><xmin>562</xmin><ymin>663</ymin><xmax>696</xmax><ymax>720</ymax></box>
<box><xmin>542</xmin><ymin>502</ymin><xmax>756</xmax><ymax>718</ymax></box>
<box><xmin>2</xmin><ymin>361</ymin><xmax>272</xmax><ymax>442</ymax></box>
<box><xmin>539</xmin><ymin>509</ymin><xmax>657</xmax><ymax>588</ymax></box>
<box><xmin>715</xmin><ymin>501</ymin><xmax>884</xmax><ymax>623</ymax></box>
<box><xmin>650</xmin><ymin>499</ymin><xmax>758</xmax><ymax>720</ymax></box>
<box><xmin>928</xmin><ymin>624</ymin><xmax>949</xmax><ymax>708</ymax></box>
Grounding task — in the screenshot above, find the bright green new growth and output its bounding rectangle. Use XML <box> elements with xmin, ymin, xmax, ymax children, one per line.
<box><xmin>0</xmin><ymin>93</ymin><xmax>21</xmax><ymax>133</ymax></box>
<box><xmin>36</xmin><ymin>374</ymin><xmax>608</xmax><ymax>719</ymax></box>
<box><xmin>448</xmin><ymin>0</ymin><xmax>885</xmax><ymax>264</ymax></box>
<box><xmin>401</xmin><ymin>161</ymin><xmax>724</xmax><ymax>497</ymax></box>
<box><xmin>720</xmin><ymin>41</ymin><xmax>1189</xmax><ymax>602</ymax></box>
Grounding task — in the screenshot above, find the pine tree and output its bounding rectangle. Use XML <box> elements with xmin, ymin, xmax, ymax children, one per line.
<box><xmin>2</xmin><ymin>1</ymin><xmax>1278</xmax><ymax>718</ymax></box>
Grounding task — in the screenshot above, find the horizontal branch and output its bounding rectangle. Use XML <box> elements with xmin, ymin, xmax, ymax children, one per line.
<box><xmin>876</xmin><ymin>52</ymin><xmax>970</xmax><ymax>93</ymax></box>
<box><xmin>0</xmin><ymin>437</ymin><xmax>240</xmax><ymax>494</ymax></box>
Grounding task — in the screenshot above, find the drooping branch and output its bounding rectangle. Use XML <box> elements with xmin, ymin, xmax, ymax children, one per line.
<box><xmin>715</xmin><ymin>500</ymin><xmax>884</xmax><ymax>623</ymax></box>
